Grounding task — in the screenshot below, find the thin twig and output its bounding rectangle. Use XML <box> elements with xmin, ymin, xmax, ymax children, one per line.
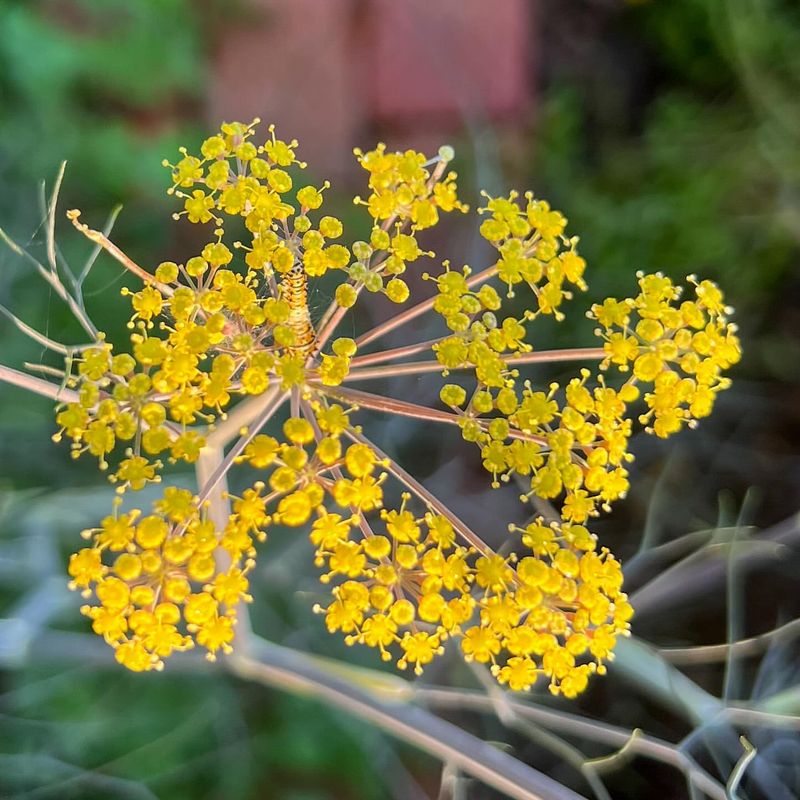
<box><xmin>723</xmin><ymin>526</ymin><xmax>744</xmax><ymax>702</ymax></box>
<box><xmin>416</xmin><ymin>688</ymin><xmax>727</xmax><ymax>800</ymax></box>
<box><xmin>24</xmin><ymin>362</ymin><xmax>69</xmax><ymax>379</ymax></box>
<box><xmin>343</xmin><ymin>348</ymin><xmax>606</xmax><ymax>383</ymax></box>
<box><xmin>722</xmin><ymin>706</ymin><xmax>800</xmax><ymax>731</ymax></box>
<box><xmin>726</xmin><ymin>736</ymin><xmax>756</xmax><ymax>800</ymax></box>
<box><xmin>583</xmin><ymin>729</ymin><xmax>642</xmax><ymax>774</ymax></box>
<box><xmin>66</xmin><ymin>209</ymin><xmax>174</xmax><ymax>296</ymax></box>
<box><xmin>0</xmin><ymin>305</ymin><xmax>75</xmax><ymax>355</ymax></box>
<box><xmin>354</xmin><ymin>264</ymin><xmax>498</xmax><ymax>350</ymax></box>
<box><xmin>628</xmin><ymin>516</ymin><xmax>800</xmax><ymax>620</ymax></box>
<box><xmin>468</xmin><ymin>663</ymin><xmax>612</xmax><ymax>800</ymax></box>
<box><xmin>45</xmin><ymin>161</ymin><xmax>67</xmax><ymax>278</ymax></box>
<box><xmin>623</xmin><ymin>528</ymin><xmax>714</xmax><ymax>589</ymax></box>
<box><xmin>659</xmin><ymin>618</ymin><xmax>800</xmax><ymax>665</ymax></box>
<box><xmin>0</xmin><ymin>226</ymin><xmax>98</xmax><ymax>339</ymax></box>
<box><xmin>343</xmin><ymin>427</ymin><xmax>492</xmax><ymax>556</ymax></box>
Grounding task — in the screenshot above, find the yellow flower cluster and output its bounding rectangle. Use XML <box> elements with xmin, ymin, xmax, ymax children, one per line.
<box><xmin>56</xmin><ymin>121</ymin><xmax>463</xmax><ymax>491</ymax></box>
<box><xmin>50</xmin><ymin>120</ymin><xmax>739</xmax><ymax>696</ymax></box>
<box><xmin>54</xmin><ymin>335</ymin><xmax>208</xmax><ymax>485</ymax></box>
<box><xmin>313</xmin><ymin>490</ymin><xmax>631</xmax><ymax>695</ymax></box>
<box><xmin>340</xmin><ymin>143</ymin><xmax>469</xmax><ymax>308</ymax></box>
<box><xmin>56</xmin><ymin>121</ymin><xmax>466</xmax><ymax>671</ymax></box>
<box><xmin>479</xmin><ymin>191</ymin><xmax>587</xmax><ymax>313</ymax></box>
<box><xmin>68</xmin><ymin>486</ymin><xmax>254</xmax><ymax>671</ymax></box>
<box><xmin>432</xmin><ymin>205</ymin><xmax>740</xmax><ymax>527</ymax></box>
<box><xmin>590</xmin><ymin>272</ymin><xmax>741</xmax><ymax>437</ymax></box>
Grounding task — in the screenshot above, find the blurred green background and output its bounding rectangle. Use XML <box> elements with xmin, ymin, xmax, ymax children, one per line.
<box><xmin>1</xmin><ymin>1</ymin><xmax>799</xmax><ymax>798</ymax></box>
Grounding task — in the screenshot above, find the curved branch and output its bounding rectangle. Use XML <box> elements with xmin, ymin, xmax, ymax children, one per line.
<box><xmin>416</xmin><ymin>688</ymin><xmax>726</xmax><ymax>800</ymax></box>
<box><xmin>229</xmin><ymin>636</ymin><xmax>585</xmax><ymax>800</ymax></box>
<box><xmin>660</xmin><ymin>618</ymin><xmax>800</xmax><ymax>665</ymax></box>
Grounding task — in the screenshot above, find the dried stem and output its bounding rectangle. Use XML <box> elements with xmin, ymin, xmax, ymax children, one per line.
<box><xmin>66</xmin><ymin>209</ymin><xmax>174</xmax><ymax>296</ymax></box>
<box><xmin>78</xmin><ymin>204</ymin><xmax>123</xmax><ymax>289</ymax></box>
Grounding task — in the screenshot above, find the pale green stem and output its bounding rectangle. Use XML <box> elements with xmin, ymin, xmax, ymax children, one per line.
<box><xmin>416</xmin><ymin>689</ymin><xmax>726</xmax><ymax>799</ymax></box>
<box><xmin>611</xmin><ymin>637</ymin><xmax>724</xmax><ymax>725</ymax></box>
<box><xmin>195</xmin><ymin>439</ymin><xmax>254</xmax><ymax>648</ymax></box>
<box><xmin>660</xmin><ymin>617</ymin><xmax>800</xmax><ymax>665</ymax></box>
<box><xmin>228</xmin><ymin>635</ymin><xmax>583</xmax><ymax>800</ymax></box>
<box><xmin>0</xmin><ymin>363</ymin><xmax>78</xmax><ymax>403</ymax></box>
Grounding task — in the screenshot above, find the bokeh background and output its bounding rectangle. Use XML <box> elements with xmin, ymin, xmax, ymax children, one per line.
<box><xmin>1</xmin><ymin>1</ymin><xmax>799</xmax><ymax>798</ymax></box>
